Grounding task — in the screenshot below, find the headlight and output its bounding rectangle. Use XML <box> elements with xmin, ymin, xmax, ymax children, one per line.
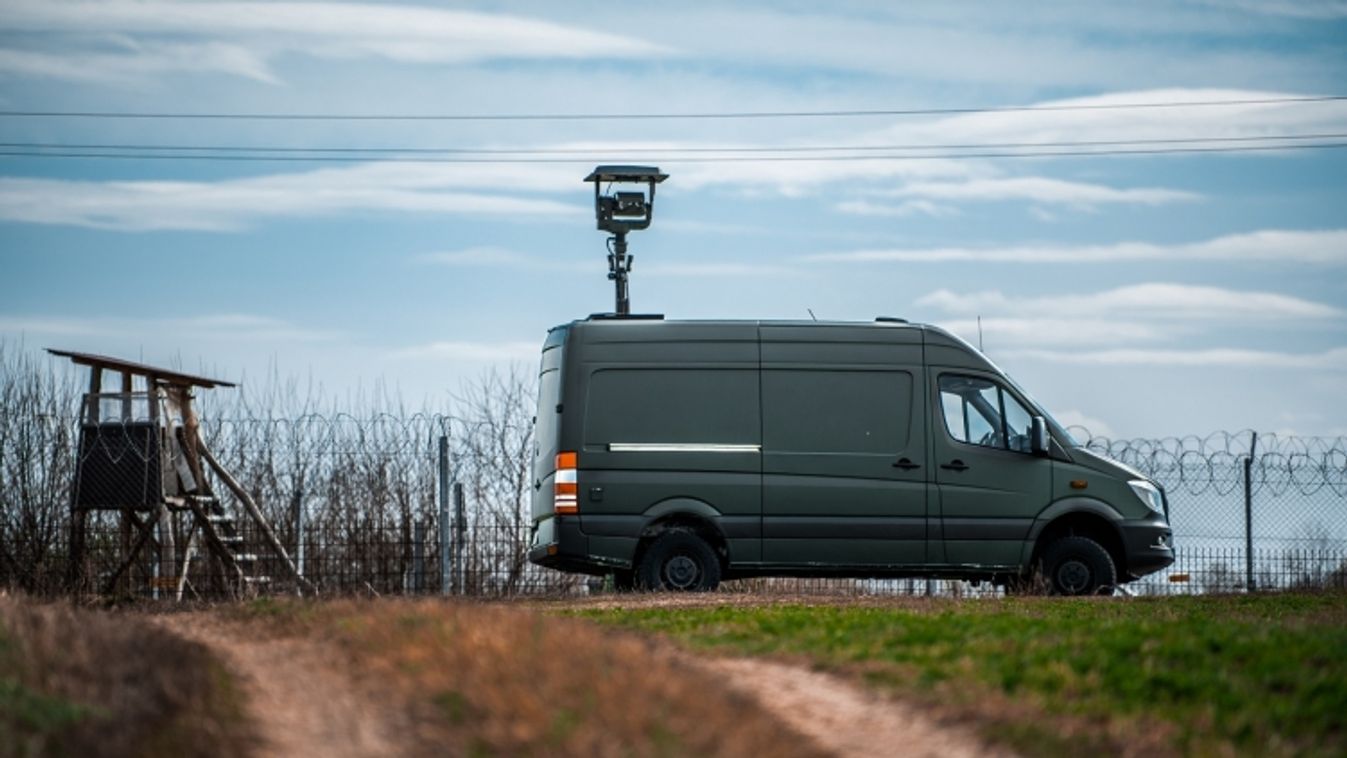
<box><xmin>1129</xmin><ymin>479</ymin><xmax>1165</xmax><ymax>514</ymax></box>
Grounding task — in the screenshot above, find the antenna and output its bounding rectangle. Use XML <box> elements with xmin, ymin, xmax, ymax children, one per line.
<box><xmin>977</xmin><ymin>315</ymin><xmax>984</xmax><ymax>352</ymax></box>
<box><xmin>584</xmin><ymin>165</ymin><xmax>668</xmax><ymax>316</ymax></box>
<box><xmin>807</xmin><ymin>308</ymin><xmax>817</xmax><ymax>321</ymax></box>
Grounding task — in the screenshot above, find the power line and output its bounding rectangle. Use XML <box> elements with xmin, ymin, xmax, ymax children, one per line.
<box><xmin>0</xmin><ymin>95</ymin><xmax>1343</xmax><ymax>122</ymax></box>
<box><xmin>3</xmin><ymin>132</ymin><xmax>1345</xmax><ymax>156</ymax></box>
<box><xmin>3</xmin><ymin>142</ymin><xmax>1346</xmax><ymax>164</ymax></box>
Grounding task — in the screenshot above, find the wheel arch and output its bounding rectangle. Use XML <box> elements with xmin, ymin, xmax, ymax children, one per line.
<box><xmin>1025</xmin><ymin>498</ymin><xmax>1128</xmax><ymax>577</ymax></box>
<box><xmin>635</xmin><ymin>498</ymin><xmax>730</xmax><ymax>572</ymax></box>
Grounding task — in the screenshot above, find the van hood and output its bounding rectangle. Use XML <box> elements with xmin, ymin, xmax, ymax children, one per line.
<box><xmin>1070</xmin><ymin>446</ymin><xmax>1149</xmax><ymax>483</ymax></box>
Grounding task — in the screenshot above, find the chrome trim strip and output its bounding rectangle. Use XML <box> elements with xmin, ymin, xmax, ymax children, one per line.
<box><xmin>608</xmin><ymin>443</ymin><xmax>761</xmax><ymax>453</ymax></box>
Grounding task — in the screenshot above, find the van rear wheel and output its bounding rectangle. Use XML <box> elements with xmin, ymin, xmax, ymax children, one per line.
<box><xmin>1041</xmin><ymin>536</ymin><xmax>1116</xmax><ymax>595</ymax></box>
<box><xmin>636</xmin><ymin>528</ymin><xmax>721</xmax><ymax>592</ymax></box>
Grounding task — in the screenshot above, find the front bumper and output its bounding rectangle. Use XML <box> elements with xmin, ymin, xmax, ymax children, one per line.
<box><xmin>1118</xmin><ymin>514</ymin><xmax>1175</xmax><ymax>578</ymax></box>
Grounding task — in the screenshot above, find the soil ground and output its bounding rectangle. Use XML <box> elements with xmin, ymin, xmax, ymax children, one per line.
<box><xmin>155</xmin><ymin>614</ymin><xmax>416</xmax><ymax>757</ymax></box>
<box><xmin>154</xmin><ymin>602</ymin><xmax>1006</xmax><ymax>757</ymax></box>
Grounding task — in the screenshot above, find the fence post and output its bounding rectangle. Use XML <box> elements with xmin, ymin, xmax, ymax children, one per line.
<box><xmin>412</xmin><ymin>520</ymin><xmax>426</xmax><ymax>593</ymax></box>
<box><xmin>1244</xmin><ymin>431</ymin><xmax>1258</xmax><ymax>593</ymax></box>
<box><xmin>438</xmin><ymin>435</ymin><xmax>450</xmax><ymax>596</ymax></box>
<box><xmin>453</xmin><ymin>482</ymin><xmax>466</xmax><ymax>594</ymax></box>
<box><xmin>292</xmin><ymin>486</ymin><xmax>305</xmax><ymax>580</ymax></box>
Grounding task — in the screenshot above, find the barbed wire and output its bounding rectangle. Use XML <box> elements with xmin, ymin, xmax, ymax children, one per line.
<box><xmin>1071</xmin><ymin>428</ymin><xmax>1347</xmax><ymax>497</ymax></box>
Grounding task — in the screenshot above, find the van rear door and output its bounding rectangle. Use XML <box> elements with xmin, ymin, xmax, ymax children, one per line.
<box><xmin>531</xmin><ymin>326</ymin><xmax>568</xmax><ymax>525</ymax></box>
<box><xmin>759</xmin><ymin>325</ymin><xmax>928</xmax><ymax>566</ymax></box>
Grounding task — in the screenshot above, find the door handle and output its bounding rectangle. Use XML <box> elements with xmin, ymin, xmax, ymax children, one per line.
<box><xmin>892</xmin><ymin>458</ymin><xmax>921</xmax><ymax>470</ymax></box>
<box><xmin>940</xmin><ymin>459</ymin><xmax>970</xmax><ymax>472</ymax></box>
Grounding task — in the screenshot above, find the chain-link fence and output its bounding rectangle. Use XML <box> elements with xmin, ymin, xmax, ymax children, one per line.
<box><xmin>1078</xmin><ymin>430</ymin><xmax>1347</xmax><ymax>594</ymax></box>
<box><xmin>4</xmin><ymin>399</ymin><xmax>1344</xmax><ymax>599</ymax></box>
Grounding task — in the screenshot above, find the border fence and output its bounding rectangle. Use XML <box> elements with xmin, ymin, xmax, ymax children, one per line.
<box><xmin>3</xmin><ymin>398</ymin><xmax>1345</xmax><ymax>599</ymax></box>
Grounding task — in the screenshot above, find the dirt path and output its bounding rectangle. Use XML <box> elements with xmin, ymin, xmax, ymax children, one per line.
<box><xmin>696</xmin><ymin>656</ymin><xmax>1014</xmax><ymax>758</ymax></box>
<box><xmin>156</xmin><ymin>608</ymin><xmax>1006</xmax><ymax>758</ymax></box>
<box><xmin>155</xmin><ymin>614</ymin><xmax>414</xmax><ymax>758</ymax></box>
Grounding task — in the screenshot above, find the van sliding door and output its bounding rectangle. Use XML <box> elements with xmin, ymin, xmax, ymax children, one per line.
<box><xmin>759</xmin><ymin>326</ymin><xmax>928</xmax><ymax>567</ymax></box>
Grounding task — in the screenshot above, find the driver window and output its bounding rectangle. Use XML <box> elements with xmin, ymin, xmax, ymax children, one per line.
<box><xmin>939</xmin><ymin>374</ymin><xmax>1034</xmax><ymax>453</ymax></box>
<box><xmin>1002</xmin><ymin>392</ymin><xmax>1034</xmax><ymax>452</ymax></box>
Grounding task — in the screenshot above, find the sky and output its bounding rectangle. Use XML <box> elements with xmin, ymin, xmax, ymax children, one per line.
<box><xmin>1</xmin><ymin>0</ymin><xmax>1345</xmax><ymax>439</ymax></box>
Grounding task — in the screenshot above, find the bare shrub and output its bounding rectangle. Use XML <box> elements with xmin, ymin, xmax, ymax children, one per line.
<box><xmin>0</xmin><ymin>344</ymin><xmax>79</xmax><ymax>594</ymax></box>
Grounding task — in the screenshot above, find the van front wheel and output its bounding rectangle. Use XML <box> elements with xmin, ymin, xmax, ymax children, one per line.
<box><xmin>1041</xmin><ymin>536</ymin><xmax>1116</xmax><ymax>595</ymax></box>
<box><xmin>637</xmin><ymin>529</ymin><xmax>721</xmax><ymax>592</ymax></box>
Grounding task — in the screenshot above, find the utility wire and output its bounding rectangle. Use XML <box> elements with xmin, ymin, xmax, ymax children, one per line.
<box><xmin>3</xmin><ymin>132</ymin><xmax>1345</xmax><ymax>156</ymax></box>
<box><xmin>3</xmin><ymin>142</ymin><xmax>1347</xmax><ymax>164</ymax></box>
<box><xmin>0</xmin><ymin>94</ymin><xmax>1343</xmax><ymax>122</ymax></box>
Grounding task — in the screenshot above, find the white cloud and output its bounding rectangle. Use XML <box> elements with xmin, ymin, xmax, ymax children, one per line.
<box><xmin>642</xmin><ymin>262</ymin><xmax>801</xmax><ymax>278</ymax></box>
<box><xmin>809</xmin><ymin>229</ymin><xmax>1347</xmax><ymax>264</ymax></box>
<box><xmin>0</xmin><ymin>165</ymin><xmax>582</xmax><ymax>231</ymax></box>
<box><xmin>0</xmin><ymin>313</ymin><xmax>341</xmax><ymax>343</ymax></box>
<box><xmin>834</xmin><ymin>199</ymin><xmax>959</xmax><ymax>218</ymax></box>
<box><xmin>415</xmin><ymin>247</ymin><xmax>589</xmax><ymax>272</ymax></box>
<box><xmin>936</xmin><ymin>318</ymin><xmax>1165</xmax><ymax>348</ymax></box>
<box><xmin>598</xmin><ymin>7</ymin><xmax>1337</xmax><ymax>89</ymax></box>
<box><xmin>412</xmin><ymin>242</ymin><xmax>804</xmax><ymax>278</ymax></box>
<box><xmin>673</xmin><ymin>157</ymin><xmax>987</xmax><ymax>197</ymax></box>
<box><xmin>1008</xmin><ymin>346</ymin><xmax>1347</xmax><ymax>369</ymax></box>
<box><xmin>867</xmin><ymin>88</ymin><xmax>1347</xmax><ymax>147</ymax></box>
<box><xmin>0</xmin><ymin>1</ymin><xmax>668</xmax><ymax>83</ymax></box>
<box><xmin>917</xmin><ymin>282</ymin><xmax>1343</xmax><ymax>321</ymax></box>
<box><xmin>387</xmin><ymin>340</ymin><xmax>539</xmax><ymax>363</ymax></box>
<box><xmin>870</xmin><ymin>177</ymin><xmax>1199</xmax><ymax>207</ymax></box>
<box><xmin>0</xmin><ymin>42</ymin><xmax>279</xmax><ymax>85</ymax></box>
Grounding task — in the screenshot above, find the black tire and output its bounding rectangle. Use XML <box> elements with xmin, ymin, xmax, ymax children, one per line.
<box><xmin>636</xmin><ymin>528</ymin><xmax>721</xmax><ymax>592</ymax></box>
<box><xmin>1040</xmin><ymin>536</ymin><xmax>1117</xmax><ymax>596</ymax></box>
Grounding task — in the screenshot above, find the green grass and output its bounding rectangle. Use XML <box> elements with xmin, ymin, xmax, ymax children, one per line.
<box><xmin>580</xmin><ymin>593</ymin><xmax>1347</xmax><ymax>757</ymax></box>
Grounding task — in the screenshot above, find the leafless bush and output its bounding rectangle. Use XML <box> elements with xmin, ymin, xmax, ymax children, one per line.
<box><xmin>0</xmin><ymin>343</ymin><xmax>79</xmax><ymax>594</ymax></box>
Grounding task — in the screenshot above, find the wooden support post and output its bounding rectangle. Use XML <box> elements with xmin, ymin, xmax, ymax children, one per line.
<box><xmin>103</xmin><ymin>510</ymin><xmax>156</xmax><ymax>596</ymax></box>
<box><xmin>176</xmin><ymin>522</ymin><xmax>199</xmax><ymax>602</ymax></box>
<box><xmin>66</xmin><ymin>509</ymin><xmax>87</xmax><ymax>592</ymax></box>
<box><xmin>120</xmin><ymin>371</ymin><xmax>133</xmax><ymax>421</ymax></box>
<box><xmin>87</xmin><ymin>366</ymin><xmax>102</xmax><ymax>423</ymax></box>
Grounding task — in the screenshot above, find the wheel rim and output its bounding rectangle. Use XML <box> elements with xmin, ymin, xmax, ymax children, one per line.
<box><xmin>663</xmin><ymin>555</ymin><xmax>701</xmax><ymax>589</ymax></box>
<box><xmin>1056</xmin><ymin>559</ymin><xmax>1092</xmax><ymax>594</ymax></box>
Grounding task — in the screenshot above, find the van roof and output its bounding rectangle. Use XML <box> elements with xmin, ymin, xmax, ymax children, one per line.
<box><xmin>579</xmin><ymin>314</ymin><xmax>919</xmax><ymax>328</ymax></box>
<box><xmin>550</xmin><ymin>316</ymin><xmax>995</xmax><ymax>372</ymax></box>
<box><xmin>562</xmin><ymin>316</ymin><xmax>977</xmax><ymax>351</ymax></box>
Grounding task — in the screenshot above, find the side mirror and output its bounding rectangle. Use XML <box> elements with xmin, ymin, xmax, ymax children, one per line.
<box><xmin>1031</xmin><ymin>416</ymin><xmax>1050</xmax><ymax>456</ymax></box>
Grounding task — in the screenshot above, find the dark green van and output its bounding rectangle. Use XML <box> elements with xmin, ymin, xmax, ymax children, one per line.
<box><xmin>528</xmin><ymin>316</ymin><xmax>1174</xmax><ymax>594</ymax></box>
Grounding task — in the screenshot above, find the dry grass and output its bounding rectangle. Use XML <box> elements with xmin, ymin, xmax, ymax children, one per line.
<box><xmin>231</xmin><ymin>597</ymin><xmax>826</xmax><ymax>758</ymax></box>
<box><xmin>0</xmin><ymin>594</ymin><xmax>256</xmax><ymax>758</ymax></box>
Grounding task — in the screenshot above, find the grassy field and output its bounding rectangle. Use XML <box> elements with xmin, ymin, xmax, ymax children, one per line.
<box><xmin>580</xmin><ymin>593</ymin><xmax>1347</xmax><ymax>757</ymax></box>
<box><xmin>0</xmin><ymin>595</ymin><xmax>255</xmax><ymax>758</ymax></box>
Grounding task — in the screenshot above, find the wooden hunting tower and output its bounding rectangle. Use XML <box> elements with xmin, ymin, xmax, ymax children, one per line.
<box><xmin>52</xmin><ymin>349</ymin><xmax>307</xmax><ymax>599</ymax></box>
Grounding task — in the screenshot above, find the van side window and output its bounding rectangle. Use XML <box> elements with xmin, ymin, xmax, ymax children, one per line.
<box><xmin>939</xmin><ymin>375</ymin><xmax>1034</xmax><ymax>453</ymax></box>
